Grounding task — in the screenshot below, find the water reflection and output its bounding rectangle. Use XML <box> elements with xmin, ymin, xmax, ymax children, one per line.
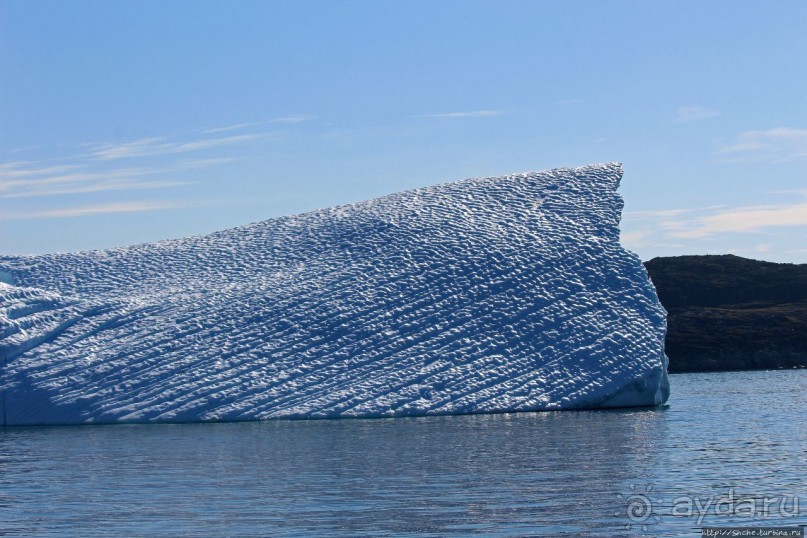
<box><xmin>1</xmin><ymin>370</ymin><xmax>804</xmax><ymax>537</ymax></box>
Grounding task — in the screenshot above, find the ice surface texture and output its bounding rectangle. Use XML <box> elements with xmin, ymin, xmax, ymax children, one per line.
<box><xmin>0</xmin><ymin>163</ymin><xmax>669</xmax><ymax>425</ymax></box>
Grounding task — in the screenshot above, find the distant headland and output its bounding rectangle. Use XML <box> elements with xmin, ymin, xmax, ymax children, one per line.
<box><xmin>645</xmin><ymin>255</ymin><xmax>807</xmax><ymax>373</ymax></box>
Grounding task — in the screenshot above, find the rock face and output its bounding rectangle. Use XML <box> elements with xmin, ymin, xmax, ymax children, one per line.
<box><xmin>645</xmin><ymin>254</ymin><xmax>807</xmax><ymax>372</ymax></box>
<box><xmin>0</xmin><ymin>163</ymin><xmax>669</xmax><ymax>425</ymax></box>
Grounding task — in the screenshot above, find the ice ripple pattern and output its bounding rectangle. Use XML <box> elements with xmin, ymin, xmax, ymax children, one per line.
<box><xmin>0</xmin><ymin>163</ymin><xmax>669</xmax><ymax>425</ymax></box>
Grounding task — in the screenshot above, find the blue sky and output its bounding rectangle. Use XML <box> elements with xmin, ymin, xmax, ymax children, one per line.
<box><xmin>1</xmin><ymin>1</ymin><xmax>806</xmax><ymax>262</ymax></box>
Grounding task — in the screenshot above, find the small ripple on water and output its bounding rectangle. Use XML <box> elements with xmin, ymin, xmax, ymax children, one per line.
<box><xmin>0</xmin><ymin>369</ymin><xmax>805</xmax><ymax>537</ymax></box>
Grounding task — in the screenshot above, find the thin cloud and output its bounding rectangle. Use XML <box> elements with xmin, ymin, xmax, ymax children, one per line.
<box><xmin>88</xmin><ymin>132</ymin><xmax>273</xmax><ymax>160</ymax></box>
<box><xmin>202</xmin><ymin>123</ymin><xmax>259</xmax><ymax>134</ymax></box>
<box><xmin>419</xmin><ymin>110</ymin><xmax>502</xmax><ymax>119</ymax></box>
<box><xmin>620</xmin><ymin>227</ymin><xmax>686</xmax><ymax>250</ymax></box>
<box><xmin>622</xmin><ymin>196</ymin><xmax>807</xmax><ymax>254</ymax></box>
<box><xmin>717</xmin><ymin>127</ymin><xmax>807</xmax><ymax>161</ymax></box>
<box><xmin>0</xmin><ymin>157</ymin><xmax>223</xmax><ymax>199</ymax></box>
<box><xmin>0</xmin><ymin>201</ymin><xmax>183</xmax><ymax>220</ymax></box>
<box><xmin>668</xmin><ymin>202</ymin><xmax>807</xmax><ymax>238</ymax></box>
<box><xmin>0</xmin><ymin>132</ymin><xmax>239</xmax><ymax>202</ymax></box>
<box><xmin>0</xmin><ymin>166</ymin><xmax>155</xmax><ymax>192</ymax></box>
<box><xmin>0</xmin><ymin>162</ymin><xmax>83</xmax><ymax>180</ymax></box>
<box><xmin>0</xmin><ymin>127</ymin><xmax>261</xmax><ymax>220</ymax></box>
<box><xmin>1</xmin><ymin>144</ymin><xmax>42</xmax><ymax>154</ymax></box>
<box><xmin>272</xmin><ymin>115</ymin><xmax>311</xmax><ymax>124</ymax></box>
<box><xmin>620</xmin><ymin>229</ymin><xmax>652</xmax><ymax>248</ymax></box>
<box><xmin>554</xmin><ymin>99</ymin><xmax>586</xmax><ymax>106</ymax></box>
<box><xmin>180</xmin><ymin>157</ymin><xmax>235</xmax><ymax>167</ymax></box>
<box><xmin>624</xmin><ymin>208</ymin><xmax>695</xmax><ymax>219</ymax></box>
<box><xmin>202</xmin><ymin>115</ymin><xmax>311</xmax><ymax>134</ymax></box>
<box><xmin>0</xmin><ymin>180</ymin><xmax>193</xmax><ymax>199</ymax></box>
<box><xmin>673</xmin><ymin>106</ymin><xmax>720</xmax><ymax>124</ymax></box>
<box><xmin>768</xmin><ymin>188</ymin><xmax>807</xmax><ymax>195</ymax></box>
<box><xmin>624</xmin><ymin>205</ymin><xmax>727</xmax><ymax>220</ymax></box>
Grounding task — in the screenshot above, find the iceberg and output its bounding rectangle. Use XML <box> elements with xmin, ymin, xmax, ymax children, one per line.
<box><xmin>0</xmin><ymin>163</ymin><xmax>669</xmax><ymax>426</ymax></box>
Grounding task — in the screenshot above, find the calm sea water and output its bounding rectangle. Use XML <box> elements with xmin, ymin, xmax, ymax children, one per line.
<box><xmin>1</xmin><ymin>370</ymin><xmax>805</xmax><ymax>537</ymax></box>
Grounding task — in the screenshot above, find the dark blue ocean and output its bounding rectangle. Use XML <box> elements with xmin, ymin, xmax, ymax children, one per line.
<box><xmin>1</xmin><ymin>370</ymin><xmax>805</xmax><ymax>536</ymax></box>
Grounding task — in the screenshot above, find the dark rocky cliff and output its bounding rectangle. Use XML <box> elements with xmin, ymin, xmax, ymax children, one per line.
<box><xmin>644</xmin><ymin>255</ymin><xmax>807</xmax><ymax>373</ymax></box>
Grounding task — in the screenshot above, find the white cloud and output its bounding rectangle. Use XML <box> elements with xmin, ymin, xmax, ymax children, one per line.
<box><xmin>180</xmin><ymin>157</ymin><xmax>234</xmax><ymax>167</ymax></box>
<box><xmin>717</xmin><ymin>127</ymin><xmax>807</xmax><ymax>161</ymax></box>
<box><xmin>768</xmin><ymin>188</ymin><xmax>807</xmax><ymax>196</ymax></box>
<box><xmin>270</xmin><ymin>115</ymin><xmax>311</xmax><ymax>124</ymax></box>
<box><xmin>0</xmin><ymin>165</ymin><xmax>155</xmax><ymax>192</ymax></box>
<box><xmin>619</xmin><ymin>227</ymin><xmax>686</xmax><ymax>250</ymax></box>
<box><xmin>201</xmin><ymin>123</ymin><xmax>259</xmax><ymax>134</ymax></box>
<box><xmin>620</xmin><ymin>229</ymin><xmax>652</xmax><ymax>248</ymax></box>
<box><xmin>1</xmin><ymin>144</ymin><xmax>42</xmax><ymax>154</ymax></box>
<box><xmin>668</xmin><ymin>202</ymin><xmax>807</xmax><ymax>238</ymax></box>
<box><xmin>622</xmin><ymin>194</ymin><xmax>807</xmax><ymax>259</ymax></box>
<box><xmin>624</xmin><ymin>205</ymin><xmax>729</xmax><ymax>220</ymax></box>
<box><xmin>673</xmin><ymin>106</ymin><xmax>720</xmax><ymax>124</ymax></box>
<box><xmin>202</xmin><ymin>115</ymin><xmax>311</xmax><ymax>134</ymax></box>
<box><xmin>0</xmin><ymin>122</ymin><xmax>288</xmax><ymax>222</ymax></box>
<box><xmin>0</xmin><ymin>201</ymin><xmax>183</xmax><ymax>220</ymax></box>
<box><xmin>624</xmin><ymin>208</ymin><xmax>695</xmax><ymax>219</ymax></box>
<box><xmin>88</xmin><ymin>133</ymin><xmax>273</xmax><ymax>160</ymax></box>
<box><xmin>0</xmin><ymin>162</ymin><xmax>83</xmax><ymax>181</ymax></box>
<box><xmin>0</xmin><ymin>180</ymin><xmax>193</xmax><ymax>199</ymax></box>
<box><xmin>419</xmin><ymin>110</ymin><xmax>502</xmax><ymax>119</ymax></box>
<box><xmin>0</xmin><ymin>154</ymin><xmax>229</xmax><ymax>199</ymax></box>
<box><xmin>554</xmin><ymin>99</ymin><xmax>586</xmax><ymax>106</ymax></box>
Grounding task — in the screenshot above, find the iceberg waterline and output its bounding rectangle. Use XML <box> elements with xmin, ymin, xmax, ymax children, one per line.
<box><xmin>0</xmin><ymin>163</ymin><xmax>669</xmax><ymax>426</ymax></box>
